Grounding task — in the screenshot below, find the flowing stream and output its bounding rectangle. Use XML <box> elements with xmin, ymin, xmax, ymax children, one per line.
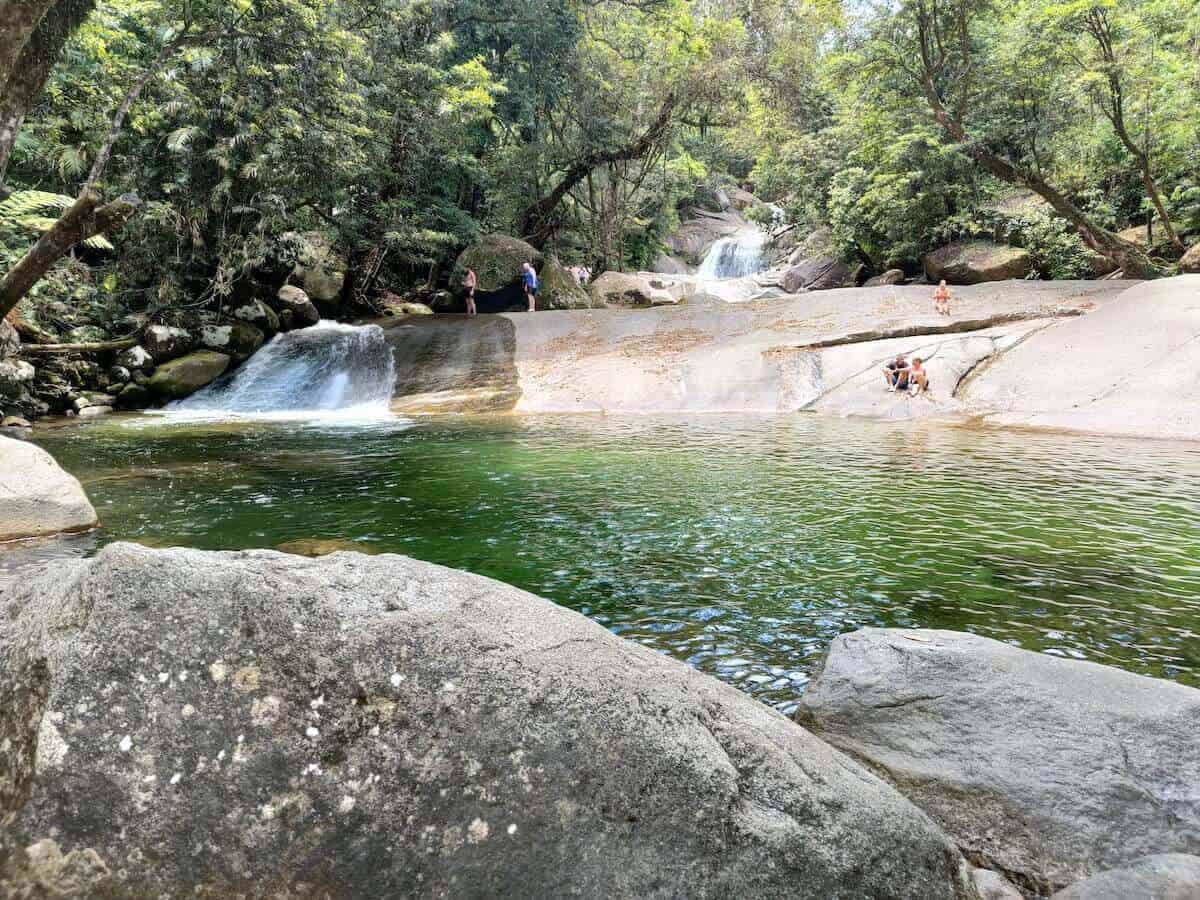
<box><xmin>696</xmin><ymin>231</ymin><xmax>767</xmax><ymax>280</ymax></box>
<box><xmin>16</xmin><ymin>414</ymin><xmax>1200</xmax><ymax>714</ymax></box>
<box><xmin>167</xmin><ymin>322</ymin><xmax>396</xmax><ymax>421</ymax></box>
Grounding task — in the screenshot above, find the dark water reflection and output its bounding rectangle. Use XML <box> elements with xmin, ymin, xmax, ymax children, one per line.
<box><xmin>11</xmin><ymin>414</ymin><xmax>1200</xmax><ymax>713</ymax></box>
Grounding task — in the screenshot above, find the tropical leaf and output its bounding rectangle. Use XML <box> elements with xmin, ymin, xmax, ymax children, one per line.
<box><xmin>166</xmin><ymin>125</ymin><xmax>201</xmax><ymax>153</ymax></box>
<box><xmin>0</xmin><ymin>190</ymin><xmax>75</xmax><ymax>220</ymax></box>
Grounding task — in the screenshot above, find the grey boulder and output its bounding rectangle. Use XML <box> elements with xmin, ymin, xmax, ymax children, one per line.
<box><xmin>924</xmin><ymin>241</ymin><xmax>1032</xmax><ymax>284</ymax></box>
<box><xmin>1051</xmin><ymin>854</ymin><xmax>1200</xmax><ymax>900</ymax></box>
<box><xmin>0</xmin><ymin>545</ymin><xmax>974</xmax><ymax>899</ymax></box>
<box><xmin>782</xmin><ymin>257</ymin><xmax>853</xmax><ymax>292</ymax></box>
<box><xmin>142</xmin><ymin>324</ymin><xmax>194</xmax><ymax>362</ymax></box>
<box><xmin>274</xmin><ymin>284</ymin><xmax>320</xmax><ymax>327</ymax></box>
<box><xmin>147</xmin><ymin>350</ymin><xmax>231</xmax><ymax>399</ymax></box>
<box><xmin>797</xmin><ymin>628</ymin><xmax>1200</xmax><ymax>894</ymax></box>
<box><xmin>115</xmin><ymin>344</ymin><xmax>154</xmax><ymax>371</ymax></box>
<box><xmin>0</xmin><ymin>434</ymin><xmax>97</xmax><ymax>540</ymax></box>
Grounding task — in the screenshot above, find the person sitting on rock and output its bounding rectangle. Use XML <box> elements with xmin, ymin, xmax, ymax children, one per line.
<box><xmin>934</xmin><ymin>280</ymin><xmax>951</xmax><ymax>316</ymax></box>
<box><xmin>883</xmin><ymin>353</ymin><xmax>910</xmax><ymax>392</ymax></box>
<box><xmin>908</xmin><ymin>357</ymin><xmax>930</xmax><ymax>394</ymax></box>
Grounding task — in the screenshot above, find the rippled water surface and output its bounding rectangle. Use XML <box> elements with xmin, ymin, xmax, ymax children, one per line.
<box><xmin>14</xmin><ymin>414</ymin><xmax>1200</xmax><ymax>712</ymax></box>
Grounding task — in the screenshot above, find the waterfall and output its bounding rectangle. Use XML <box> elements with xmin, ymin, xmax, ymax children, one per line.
<box><xmin>696</xmin><ymin>231</ymin><xmax>767</xmax><ymax>281</ymax></box>
<box><xmin>168</xmin><ymin>322</ymin><xmax>396</xmax><ymax>420</ymax></box>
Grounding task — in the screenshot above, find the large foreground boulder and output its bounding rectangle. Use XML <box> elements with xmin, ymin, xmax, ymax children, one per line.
<box><xmin>0</xmin><ymin>435</ymin><xmax>97</xmax><ymax>541</ymax></box>
<box><xmin>0</xmin><ymin>544</ymin><xmax>973</xmax><ymax>899</ymax></box>
<box><xmin>797</xmin><ymin>628</ymin><xmax>1200</xmax><ymax>894</ymax></box>
<box><xmin>147</xmin><ymin>350</ymin><xmax>231</xmax><ymax>399</ymax></box>
<box><xmin>924</xmin><ymin>241</ymin><xmax>1032</xmax><ymax>284</ymax></box>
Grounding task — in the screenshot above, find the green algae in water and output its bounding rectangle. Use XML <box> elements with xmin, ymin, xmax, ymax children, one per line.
<box><xmin>17</xmin><ymin>413</ymin><xmax>1200</xmax><ymax>714</ymax></box>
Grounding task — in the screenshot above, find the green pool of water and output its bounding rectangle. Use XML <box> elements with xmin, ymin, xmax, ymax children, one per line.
<box><xmin>14</xmin><ymin>413</ymin><xmax>1200</xmax><ymax>713</ymax></box>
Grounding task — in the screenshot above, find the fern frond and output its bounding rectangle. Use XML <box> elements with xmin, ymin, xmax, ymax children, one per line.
<box><xmin>0</xmin><ymin>190</ymin><xmax>75</xmax><ymax>220</ymax></box>
<box><xmin>166</xmin><ymin>125</ymin><xmax>201</xmax><ymax>153</ymax></box>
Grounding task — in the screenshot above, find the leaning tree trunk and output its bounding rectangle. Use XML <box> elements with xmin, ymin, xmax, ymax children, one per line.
<box><xmin>0</xmin><ymin>191</ymin><xmax>139</xmax><ymax>320</ymax></box>
<box><xmin>919</xmin><ymin>75</ymin><xmax>1157</xmax><ymax>278</ymax></box>
<box><xmin>0</xmin><ymin>0</ymin><xmax>58</xmax><ymax>89</ymax></box>
<box><xmin>0</xmin><ymin>0</ymin><xmax>96</xmax><ymax>188</ymax></box>
<box><xmin>517</xmin><ymin>93</ymin><xmax>677</xmax><ymax>250</ymax></box>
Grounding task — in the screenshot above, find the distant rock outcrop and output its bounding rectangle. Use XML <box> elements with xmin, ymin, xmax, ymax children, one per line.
<box><xmin>924</xmin><ymin>241</ymin><xmax>1033</xmax><ymax>284</ymax></box>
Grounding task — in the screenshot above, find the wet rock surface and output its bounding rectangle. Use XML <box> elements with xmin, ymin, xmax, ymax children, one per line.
<box><xmin>796</xmin><ymin>628</ymin><xmax>1200</xmax><ymax>894</ymax></box>
<box><xmin>0</xmin><ymin>544</ymin><xmax>975</xmax><ymax>899</ymax></box>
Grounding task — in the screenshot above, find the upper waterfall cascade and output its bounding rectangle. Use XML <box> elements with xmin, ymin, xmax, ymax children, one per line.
<box><xmin>696</xmin><ymin>232</ymin><xmax>767</xmax><ymax>281</ymax></box>
<box><xmin>169</xmin><ymin>322</ymin><xmax>396</xmax><ymax>417</ymax></box>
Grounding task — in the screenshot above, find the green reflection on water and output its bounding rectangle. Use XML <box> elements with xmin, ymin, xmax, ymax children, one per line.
<box><xmin>23</xmin><ymin>413</ymin><xmax>1200</xmax><ymax>713</ymax></box>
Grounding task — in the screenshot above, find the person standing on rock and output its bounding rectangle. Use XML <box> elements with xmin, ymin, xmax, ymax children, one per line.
<box><xmin>934</xmin><ymin>280</ymin><xmax>951</xmax><ymax>316</ymax></box>
<box><xmin>522</xmin><ymin>262</ymin><xmax>540</xmax><ymax>313</ymax></box>
<box><xmin>463</xmin><ymin>267</ymin><xmax>477</xmax><ymax>317</ymax></box>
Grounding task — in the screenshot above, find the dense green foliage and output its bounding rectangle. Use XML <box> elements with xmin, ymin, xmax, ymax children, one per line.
<box><xmin>1</xmin><ymin>0</ymin><xmax>1198</xmax><ymax>326</ymax></box>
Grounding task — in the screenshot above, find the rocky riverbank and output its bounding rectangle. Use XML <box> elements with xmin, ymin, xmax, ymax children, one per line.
<box><xmin>378</xmin><ymin>276</ymin><xmax>1200</xmax><ymax>441</ymax></box>
<box><xmin>2</xmin><ymin>542</ymin><xmax>1198</xmax><ymax>897</ymax></box>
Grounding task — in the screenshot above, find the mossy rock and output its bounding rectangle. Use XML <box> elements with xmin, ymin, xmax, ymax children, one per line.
<box><xmin>200</xmin><ymin>321</ymin><xmax>265</xmax><ymax>363</ymax></box>
<box><xmin>924</xmin><ymin>240</ymin><xmax>1033</xmax><ymax>285</ymax></box>
<box><xmin>453</xmin><ymin>234</ymin><xmax>544</xmax><ymax>294</ymax></box>
<box><xmin>538</xmin><ymin>256</ymin><xmax>591</xmax><ymax>310</ymax></box>
<box><xmin>148</xmin><ymin>351</ymin><xmax>231</xmax><ymax>399</ymax></box>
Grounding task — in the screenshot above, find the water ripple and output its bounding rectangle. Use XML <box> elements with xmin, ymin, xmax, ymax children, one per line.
<box><xmin>14</xmin><ymin>414</ymin><xmax>1200</xmax><ymax>711</ymax></box>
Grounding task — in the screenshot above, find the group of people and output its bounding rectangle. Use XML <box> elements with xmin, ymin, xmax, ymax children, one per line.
<box><xmin>879</xmin><ymin>281</ymin><xmax>954</xmax><ymax>395</ymax></box>
<box><xmin>567</xmin><ymin>265</ymin><xmax>592</xmax><ymax>285</ymax></box>
<box><xmin>461</xmin><ymin>262</ymin><xmax>542</xmax><ymax>316</ymax></box>
<box><xmin>883</xmin><ymin>354</ymin><xmax>929</xmax><ymax>394</ymax></box>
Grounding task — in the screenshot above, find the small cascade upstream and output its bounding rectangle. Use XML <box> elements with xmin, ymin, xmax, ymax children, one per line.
<box><xmin>696</xmin><ymin>231</ymin><xmax>767</xmax><ymax>281</ymax></box>
<box><xmin>167</xmin><ymin>322</ymin><xmax>396</xmax><ymax>420</ymax></box>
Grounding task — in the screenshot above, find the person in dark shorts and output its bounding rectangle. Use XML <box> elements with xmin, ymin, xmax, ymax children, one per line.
<box><xmin>464</xmin><ymin>267</ymin><xmax>477</xmax><ymax>317</ymax></box>
<box><xmin>883</xmin><ymin>353</ymin><xmax>910</xmax><ymax>391</ymax></box>
<box><xmin>522</xmin><ymin>261</ymin><xmax>539</xmax><ymax>312</ymax></box>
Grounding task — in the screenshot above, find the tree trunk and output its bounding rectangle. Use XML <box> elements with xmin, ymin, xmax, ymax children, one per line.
<box><xmin>1083</xmin><ymin>8</ymin><xmax>1184</xmax><ymax>255</ymax></box>
<box><xmin>918</xmin><ymin>75</ymin><xmax>1157</xmax><ymax>277</ymax></box>
<box><xmin>0</xmin><ymin>0</ymin><xmax>95</xmax><ymax>188</ymax></box>
<box><xmin>0</xmin><ymin>191</ymin><xmax>139</xmax><ymax>320</ymax></box>
<box><xmin>0</xmin><ymin>0</ymin><xmax>58</xmax><ymax>89</ymax></box>
<box><xmin>517</xmin><ymin>92</ymin><xmax>678</xmax><ymax>249</ymax></box>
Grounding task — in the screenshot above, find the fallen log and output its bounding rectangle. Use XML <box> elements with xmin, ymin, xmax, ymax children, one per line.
<box><xmin>19</xmin><ymin>335</ymin><xmax>138</xmax><ymax>354</ymax></box>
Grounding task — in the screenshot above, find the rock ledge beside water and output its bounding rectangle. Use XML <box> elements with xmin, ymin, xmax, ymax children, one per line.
<box><xmin>796</xmin><ymin>628</ymin><xmax>1200</xmax><ymax>895</ymax></box>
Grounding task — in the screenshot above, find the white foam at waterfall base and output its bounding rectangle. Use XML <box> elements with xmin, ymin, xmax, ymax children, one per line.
<box><xmin>158</xmin><ymin>321</ymin><xmax>398</xmax><ymax>425</ymax></box>
<box><xmin>696</xmin><ymin>231</ymin><xmax>767</xmax><ymax>281</ymax></box>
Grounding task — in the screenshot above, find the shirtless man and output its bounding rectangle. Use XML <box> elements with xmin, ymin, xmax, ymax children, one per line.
<box><xmin>933</xmin><ymin>280</ymin><xmax>951</xmax><ymax>316</ymax></box>
<box><xmin>883</xmin><ymin>353</ymin><xmax>910</xmax><ymax>391</ymax></box>
<box><xmin>463</xmin><ymin>267</ymin><xmax>477</xmax><ymax>317</ymax></box>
